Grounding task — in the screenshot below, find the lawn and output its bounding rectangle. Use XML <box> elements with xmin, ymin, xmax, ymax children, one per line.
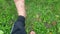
<box><xmin>0</xmin><ymin>0</ymin><xmax>60</xmax><ymax>34</ymax></box>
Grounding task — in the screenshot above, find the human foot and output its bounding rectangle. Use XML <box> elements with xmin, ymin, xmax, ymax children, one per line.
<box><xmin>30</xmin><ymin>31</ymin><xmax>36</xmax><ymax>34</ymax></box>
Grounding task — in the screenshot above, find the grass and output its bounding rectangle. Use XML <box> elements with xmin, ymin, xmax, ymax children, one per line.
<box><xmin>0</xmin><ymin>0</ymin><xmax>60</xmax><ymax>34</ymax></box>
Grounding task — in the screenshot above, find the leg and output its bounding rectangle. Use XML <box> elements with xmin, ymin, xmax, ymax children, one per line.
<box><xmin>14</xmin><ymin>0</ymin><xmax>26</xmax><ymax>17</ymax></box>
<box><xmin>14</xmin><ymin>0</ymin><xmax>36</xmax><ymax>34</ymax></box>
<box><xmin>11</xmin><ymin>0</ymin><xmax>26</xmax><ymax>34</ymax></box>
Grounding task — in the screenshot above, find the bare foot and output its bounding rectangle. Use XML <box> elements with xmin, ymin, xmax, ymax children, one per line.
<box><xmin>30</xmin><ymin>31</ymin><xmax>36</xmax><ymax>34</ymax></box>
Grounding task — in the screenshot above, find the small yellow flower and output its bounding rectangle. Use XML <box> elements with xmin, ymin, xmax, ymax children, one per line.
<box><xmin>49</xmin><ymin>31</ymin><xmax>52</xmax><ymax>34</ymax></box>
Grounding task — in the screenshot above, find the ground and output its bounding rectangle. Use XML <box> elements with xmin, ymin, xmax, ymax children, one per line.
<box><xmin>0</xmin><ymin>0</ymin><xmax>60</xmax><ymax>34</ymax></box>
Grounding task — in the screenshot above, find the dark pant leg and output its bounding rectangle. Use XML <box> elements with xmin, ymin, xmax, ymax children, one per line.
<box><xmin>11</xmin><ymin>16</ymin><xmax>26</xmax><ymax>34</ymax></box>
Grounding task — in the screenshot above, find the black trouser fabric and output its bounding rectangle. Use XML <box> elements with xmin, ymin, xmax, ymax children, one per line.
<box><xmin>11</xmin><ymin>16</ymin><xmax>26</xmax><ymax>34</ymax></box>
